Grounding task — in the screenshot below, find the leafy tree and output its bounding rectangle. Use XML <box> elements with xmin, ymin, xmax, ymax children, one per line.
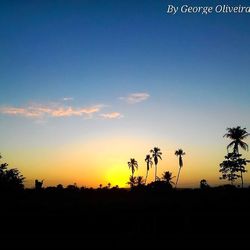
<box><xmin>128</xmin><ymin>158</ymin><xmax>138</xmax><ymax>177</ymax></box>
<box><xmin>145</xmin><ymin>154</ymin><xmax>153</xmax><ymax>184</ymax></box>
<box><xmin>219</xmin><ymin>152</ymin><xmax>248</xmax><ymax>187</ymax></box>
<box><xmin>175</xmin><ymin>149</ymin><xmax>185</xmax><ymax>188</ymax></box>
<box><xmin>224</xmin><ymin>126</ymin><xmax>249</xmax><ymax>154</ymax></box>
<box><xmin>150</xmin><ymin>147</ymin><xmax>162</xmax><ymax>182</ymax></box>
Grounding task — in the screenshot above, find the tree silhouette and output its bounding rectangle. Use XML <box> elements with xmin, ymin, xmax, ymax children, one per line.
<box><xmin>127</xmin><ymin>175</ymin><xmax>137</xmax><ymax>188</ymax></box>
<box><xmin>0</xmin><ymin>154</ymin><xmax>25</xmax><ymax>191</ymax></box>
<box><xmin>145</xmin><ymin>154</ymin><xmax>153</xmax><ymax>184</ymax></box>
<box><xmin>150</xmin><ymin>147</ymin><xmax>162</xmax><ymax>182</ymax></box>
<box><xmin>200</xmin><ymin>179</ymin><xmax>210</xmax><ymax>189</ymax></box>
<box><xmin>219</xmin><ymin>152</ymin><xmax>248</xmax><ymax>187</ymax></box>
<box><xmin>175</xmin><ymin>149</ymin><xmax>185</xmax><ymax>188</ymax></box>
<box><xmin>224</xmin><ymin>126</ymin><xmax>249</xmax><ymax>154</ymax></box>
<box><xmin>162</xmin><ymin>171</ymin><xmax>175</xmax><ymax>188</ymax></box>
<box><xmin>223</xmin><ymin>127</ymin><xmax>249</xmax><ymax>187</ymax></box>
<box><xmin>127</xmin><ymin>158</ymin><xmax>138</xmax><ymax>177</ymax></box>
<box><xmin>136</xmin><ymin>176</ymin><xmax>145</xmax><ymax>186</ymax></box>
<box><xmin>35</xmin><ymin>179</ymin><xmax>43</xmax><ymax>190</ymax></box>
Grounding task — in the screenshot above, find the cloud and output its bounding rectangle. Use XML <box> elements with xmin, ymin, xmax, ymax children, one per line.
<box><xmin>62</xmin><ymin>97</ymin><xmax>74</xmax><ymax>101</ymax></box>
<box><xmin>119</xmin><ymin>92</ymin><xmax>150</xmax><ymax>104</ymax></box>
<box><xmin>100</xmin><ymin>112</ymin><xmax>123</xmax><ymax>119</ymax></box>
<box><xmin>0</xmin><ymin>103</ymin><xmax>101</xmax><ymax>119</ymax></box>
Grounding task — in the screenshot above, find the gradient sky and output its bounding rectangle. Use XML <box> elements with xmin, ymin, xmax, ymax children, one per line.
<box><xmin>0</xmin><ymin>0</ymin><xmax>249</xmax><ymax>188</ymax></box>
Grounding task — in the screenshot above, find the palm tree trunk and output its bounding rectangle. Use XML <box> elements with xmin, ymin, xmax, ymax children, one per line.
<box><xmin>145</xmin><ymin>170</ymin><xmax>148</xmax><ymax>185</ymax></box>
<box><xmin>240</xmin><ymin>170</ymin><xmax>244</xmax><ymax>188</ymax></box>
<box><xmin>155</xmin><ymin>164</ymin><xmax>157</xmax><ymax>182</ymax></box>
<box><xmin>175</xmin><ymin>167</ymin><xmax>181</xmax><ymax>188</ymax></box>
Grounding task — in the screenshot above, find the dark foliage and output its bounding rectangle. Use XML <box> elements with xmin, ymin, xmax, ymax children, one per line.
<box><xmin>0</xmin><ymin>156</ymin><xmax>25</xmax><ymax>191</ymax></box>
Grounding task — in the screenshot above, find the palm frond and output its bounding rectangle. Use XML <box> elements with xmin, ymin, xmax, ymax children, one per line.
<box><xmin>226</xmin><ymin>141</ymin><xmax>235</xmax><ymax>150</ymax></box>
<box><xmin>239</xmin><ymin>141</ymin><xmax>248</xmax><ymax>151</ymax></box>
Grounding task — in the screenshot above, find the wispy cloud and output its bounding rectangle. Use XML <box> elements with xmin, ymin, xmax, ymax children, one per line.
<box><xmin>62</xmin><ymin>97</ymin><xmax>74</xmax><ymax>101</ymax></box>
<box><xmin>119</xmin><ymin>92</ymin><xmax>150</xmax><ymax>104</ymax></box>
<box><xmin>0</xmin><ymin>103</ymin><xmax>101</xmax><ymax>119</ymax></box>
<box><xmin>100</xmin><ymin>112</ymin><xmax>123</xmax><ymax>119</ymax></box>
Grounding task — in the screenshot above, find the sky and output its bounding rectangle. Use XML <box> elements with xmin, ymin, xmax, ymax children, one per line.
<box><xmin>0</xmin><ymin>0</ymin><xmax>249</xmax><ymax>188</ymax></box>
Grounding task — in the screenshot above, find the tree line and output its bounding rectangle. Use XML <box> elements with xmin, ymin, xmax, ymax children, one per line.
<box><xmin>0</xmin><ymin>126</ymin><xmax>249</xmax><ymax>191</ymax></box>
<box><xmin>127</xmin><ymin>126</ymin><xmax>249</xmax><ymax>189</ymax></box>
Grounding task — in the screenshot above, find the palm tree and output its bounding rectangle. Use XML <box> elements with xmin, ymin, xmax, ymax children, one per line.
<box><xmin>136</xmin><ymin>176</ymin><xmax>145</xmax><ymax>186</ymax></box>
<box><xmin>162</xmin><ymin>171</ymin><xmax>175</xmax><ymax>187</ymax></box>
<box><xmin>150</xmin><ymin>147</ymin><xmax>162</xmax><ymax>182</ymax></box>
<box><xmin>224</xmin><ymin>126</ymin><xmax>249</xmax><ymax>154</ymax></box>
<box><xmin>175</xmin><ymin>149</ymin><xmax>185</xmax><ymax>188</ymax></box>
<box><xmin>145</xmin><ymin>154</ymin><xmax>153</xmax><ymax>184</ymax></box>
<box><xmin>127</xmin><ymin>158</ymin><xmax>138</xmax><ymax>177</ymax></box>
<box><xmin>127</xmin><ymin>175</ymin><xmax>137</xmax><ymax>188</ymax></box>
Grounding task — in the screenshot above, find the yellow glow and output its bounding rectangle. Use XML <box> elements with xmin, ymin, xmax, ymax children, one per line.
<box><xmin>105</xmin><ymin>165</ymin><xmax>129</xmax><ymax>188</ymax></box>
<box><xmin>3</xmin><ymin>134</ymin><xmax>250</xmax><ymax>188</ymax></box>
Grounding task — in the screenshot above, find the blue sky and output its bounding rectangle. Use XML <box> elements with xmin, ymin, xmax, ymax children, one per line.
<box><xmin>0</xmin><ymin>0</ymin><xmax>249</xmax><ymax>187</ymax></box>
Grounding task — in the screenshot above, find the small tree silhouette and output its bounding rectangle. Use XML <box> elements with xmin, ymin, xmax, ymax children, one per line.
<box><xmin>219</xmin><ymin>152</ymin><xmax>248</xmax><ymax>187</ymax></box>
<box><xmin>136</xmin><ymin>176</ymin><xmax>145</xmax><ymax>187</ymax></box>
<box><xmin>127</xmin><ymin>175</ymin><xmax>137</xmax><ymax>188</ymax></box>
<box><xmin>127</xmin><ymin>175</ymin><xmax>145</xmax><ymax>189</ymax></box>
<box><xmin>200</xmin><ymin>179</ymin><xmax>210</xmax><ymax>189</ymax></box>
<box><xmin>35</xmin><ymin>179</ymin><xmax>43</xmax><ymax>190</ymax></box>
<box><xmin>162</xmin><ymin>171</ymin><xmax>175</xmax><ymax>188</ymax></box>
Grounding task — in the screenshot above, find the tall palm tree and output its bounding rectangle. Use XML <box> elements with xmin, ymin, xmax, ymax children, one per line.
<box><xmin>224</xmin><ymin>126</ymin><xmax>249</xmax><ymax>154</ymax></box>
<box><xmin>175</xmin><ymin>149</ymin><xmax>185</xmax><ymax>188</ymax></box>
<box><xmin>145</xmin><ymin>154</ymin><xmax>153</xmax><ymax>184</ymax></box>
<box><xmin>150</xmin><ymin>147</ymin><xmax>162</xmax><ymax>182</ymax></box>
<box><xmin>127</xmin><ymin>158</ymin><xmax>138</xmax><ymax>177</ymax></box>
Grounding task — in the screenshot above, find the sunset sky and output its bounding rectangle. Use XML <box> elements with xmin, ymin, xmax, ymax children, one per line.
<box><xmin>0</xmin><ymin>0</ymin><xmax>249</xmax><ymax>188</ymax></box>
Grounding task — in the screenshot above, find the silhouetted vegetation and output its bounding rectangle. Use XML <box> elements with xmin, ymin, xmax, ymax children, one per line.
<box><xmin>144</xmin><ymin>154</ymin><xmax>153</xmax><ymax>184</ymax></box>
<box><xmin>150</xmin><ymin>147</ymin><xmax>162</xmax><ymax>181</ymax></box>
<box><xmin>0</xmin><ymin>154</ymin><xmax>25</xmax><ymax>192</ymax></box>
<box><xmin>200</xmin><ymin>179</ymin><xmax>210</xmax><ymax>189</ymax></box>
<box><xmin>220</xmin><ymin>126</ymin><xmax>249</xmax><ymax>187</ymax></box>
<box><xmin>127</xmin><ymin>158</ymin><xmax>138</xmax><ymax>177</ymax></box>
<box><xmin>175</xmin><ymin>148</ymin><xmax>185</xmax><ymax>188</ymax></box>
<box><xmin>224</xmin><ymin>126</ymin><xmax>249</xmax><ymax>153</ymax></box>
<box><xmin>0</xmin><ymin>126</ymin><xmax>249</xmax><ymax>248</ymax></box>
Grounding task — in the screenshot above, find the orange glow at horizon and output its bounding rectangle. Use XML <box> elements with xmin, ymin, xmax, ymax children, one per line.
<box><xmin>2</xmin><ymin>134</ymin><xmax>250</xmax><ymax>188</ymax></box>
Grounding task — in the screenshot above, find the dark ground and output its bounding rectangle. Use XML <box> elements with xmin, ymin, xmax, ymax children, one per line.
<box><xmin>1</xmin><ymin>187</ymin><xmax>250</xmax><ymax>249</ymax></box>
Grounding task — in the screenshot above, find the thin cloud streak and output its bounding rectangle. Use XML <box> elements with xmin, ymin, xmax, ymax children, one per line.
<box><xmin>62</xmin><ymin>97</ymin><xmax>74</xmax><ymax>101</ymax></box>
<box><xmin>119</xmin><ymin>92</ymin><xmax>150</xmax><ymax>104</ymax></box>
<box><xmin>100</xmin><ymin>112</ymin><xmax>123</xmax><ymax>119</ymax></box>
<box><xmin>0</xmin><ymin>104</ymin><xmax>102</xmax><ymax>118</ymax></box>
